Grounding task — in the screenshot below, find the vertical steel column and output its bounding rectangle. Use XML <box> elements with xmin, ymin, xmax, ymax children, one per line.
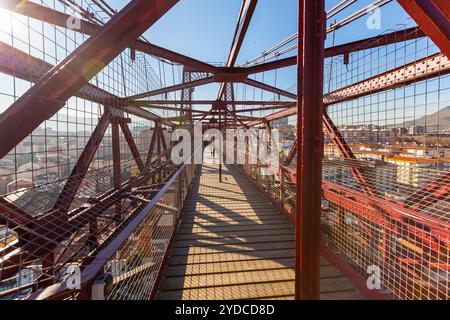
<box><xmin>180</xmin><ymin>67</ymin><xmax>193</xmax><ymax>127</ymax></box>
<box><xmin>111</xmin><ymin>118</ymin><xmax>122</xmax><ymax>223</ymax></box>
<box><xmin>295</xmin><ymin>0</ymin><xmax>325</xmax><ymax>300</ymax></box>
<box><xmin>157</xmin><ymin>124</ymin><xmax>162</xmax><ymax>182</ymax></box>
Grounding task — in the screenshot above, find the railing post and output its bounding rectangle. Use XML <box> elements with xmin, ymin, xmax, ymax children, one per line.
<box><xmin>219</xmin><ymin>103</ymin><xmax>223</xmax><ymax>183</ymax></box>
<box><xmin>295</xmin><ymin>0</ymin><xmax>326</xmax><ymax>300</ymax></box>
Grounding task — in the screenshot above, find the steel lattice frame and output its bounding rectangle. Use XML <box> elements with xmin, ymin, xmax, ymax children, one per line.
<box><xmin>0</xmin><ymin>0</ymin><xmax>449</xmax><ymax>300</ymax></box>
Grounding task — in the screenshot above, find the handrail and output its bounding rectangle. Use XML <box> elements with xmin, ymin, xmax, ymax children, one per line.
<box><xmin>27</xmin><ymin>163</ymin><xmax>189</xmax><ymax>300</ymax></box>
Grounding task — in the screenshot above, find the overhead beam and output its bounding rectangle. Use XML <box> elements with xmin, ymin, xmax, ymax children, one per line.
<box><xmin>217</xmin><ymin>0</ymin><xmax>258</xmax><ymax>99</ymax></box>
<box><xmin>129</xmin><ymin>76</ymin><xmax>214</xmax><ymax>100</ymax></box>
<box><xmin>243</xmin><ymin>27</ymin><xmax>427</xmax><ymax>73</ymax></box>
<box><xmin>323</xmin><ymin>52</ymin><xmax>450</xmax><ymax>105</ymax></box>
<box><xmin>130</xmin><ymin>100</ymin><xmax>294</xmax><ymax>106</ymax></box>
<box><xmin>226</xmin><ymin>0</ymin><xmax>258</xmax><ymax>67</ymax></box>
<box><xmin>324</xmin><ymin>26</ymin><xmax>426</xmax><ymax>58</ymax></box>
<box><xmin>247</xmin><ymin>52</ymin><xmax>450</xmax><ymax>125</ymax></box>
<box><xmin>0</xmin><ymin>0</ymin><xmax>98</xmax><ymax>34</ymax></box>
<box><xmin>130</xmin><ymin>74</ymin><xmax>296</xmax><ymax>103</ymax></box>
<box><xmin>233</xmin><ymin>105</ymin><xmax>293</xmax><ymax>113</ymax></box>
<box><xmin>244</xmin><ymin>78</ymin><xmax>297</xmax><ymax>99</ymax></box>
<box><xmin>0</xmin><ymin>41</ymin><xmax>173</xmax><ymax>126</ymax></box>
<box><xmin>245</xmin><ymin>56</ymin><xmax>297</xmax><ymax>74</ymax></box>
<box><xmin>2</xmin><ymin>1</ymin><xmax>429</xmax><ymax>76</ymax></box>
<box><xmin>134</xmin><ymin>42</ymin><xmax>219</xmax><ymax>74</ymax></box>
<box><xmin>398</xmin><ymin>0</ymin><xmax>450</xmax><ymax>58</ymax></box>
<box><xmin>245</xmin><ymin>105</ymin><xmax>297</xmax><ymax>126</ymax></box>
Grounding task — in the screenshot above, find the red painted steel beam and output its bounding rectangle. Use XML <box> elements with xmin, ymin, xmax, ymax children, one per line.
<box><xmin>245</xmin><ymin>106</ymin><xmax>297</xmax><ymax>126</ymax></box>
<box><xmin>217</xmin><ymin>0</ymin><xmax>258</xmax><ymax>99</ymax></box>
<box><xmin>247</xmin><ymin>52</ymin><xmax>450</xmax><ymax>125</ymax></box>
<box><xmin>283</xmin><ymin>166</ymin><xmax>450</xmax><ymax>245</ymax></box>
<box><xmin>322</xmin><ymin>180</ymin><xmax>450</xmax><ymax>245</ymax></box>
<box><xmin>3</xmin><ymin>1</ymin><xmax>428</xmax><ymax>77</ymax></box>
<box><xmin>119</xmin><ymin>122</ymin><xmax>145</xmax><ymax>172</ymax></box>
<box><xmin>53</xmin><ymin>110</ymin><xmax>111</xmax><ymax>214</ymax></box>
<box><xmin>283</xmin><ymin>138</ymin><xmax>297</xmax><ymax>165</ymax></box>
<box><xmin>242</xmin><ymin>27</ymin><xmax>426</xmax><ymax>74</ymax></box>
<box><xmin>179</xmin><ymin>68</ymin><xmax>194</xmax><ymax>126</ymax></box>
<box><xmin>0</xmin><ymin>0</ymin><xmax>98</xmax><ymax>34</ymax></box>
<box><xmin>1</xmin><ymin>170</ymin><xmax>171</xmax><ymax>284</ymax></box>
<box><xmin>129</xmin><ymin>103</ymin><xmax>209</xmax><ymax>114</ymax></box>
<box><xmin>0</xmin><ymin>0</ymin><xmax>217</xmax><ymax>74</ymax></box>
<box><xmin>159</xmin><ymin>126</ymin><xmax>168</xmax><ymax>152</ymax></box>
<box><xmin>226</xmin><ymin>0</ymin><xmax>258</xmax><ymax>68</ymax></box>
<box><xmin>0</xmin><ymin>42</ymin><xmax>168</xmax><ymax>124</ymax></box>
<box><xmin>234</xmin><ymin>105</ymin><xmax>293</xmax><ymax>113</ymax></box>
<box><xmin>324</xmin><ymin>52</ymin><xmax>450</xmax><ymax>105</ymax></box>
<box><xmin>111</xmin><ymin>120</ymin><xmax>122</xmax><ymax>190</ymax></box>
<box><xmin>0</xmin><ymin>0</ymin><xmax>178</xmax><ymax>160</ymax></box>
<box><xmin>323</xmin><ymin>112</ymin><xmax>375</xmax><ymax>196</ymax></box>
<box><xmin>295</xmin><ymin>0</ymin><xmax>325</xmax><ymax>300</ymax></box>
<box><xmin>1</xmin><ymin>158</ymin><xmax>174</xmax><ymax>283</ymax></box>
<box><xmin>244</xmin><ymin>78</ymin><xmax>297</xmax><ymax>99</ymax></box>
<box><xmin>0</xmin><ymin>153</ymin><xmax>173</xmax><ymax>282</ymax></box>
<box><xmin>145</xmin><ymin>125</ymin><xmax>159</xmax><ymax>166</ymax></box>
<box><xmin>223</xmin><ymin>103</ymin><xmax>250</xmax><ymax>129</ymax></box>
<box><xmin>0</xmin><ymin>197</ymin><xmax>32</xmax><ymax>227</ymax></box>
<box><xmin>171</xmin><ymin>109</ymin><xmax>210</xmax><ymax>115</ymax></box>
<box><xmin>247</xmin><ymin>110</ymin><xmax>376</xmax><ymax>198</ymax></box>
<box><xmin>134</xmin><ymin>42</ymin><xmax>218</xmax><ymax>74</ymax></box>
<box><xmin>130</xmin><ymin>78</ymin><xmax>295</xmax><ymax>111</ymax></box>
<box><xmin>165</xmin><ymin>107</ymin><xmax>286</xmax><ymax>116</ymax></box>
<box><xmin>129</xmin><ymin>76</ymin><xmax>214</xmax><ymax>100</ymax></box>
<box><xmin>131</xmin><ymin>100</ymin><xmax>294</xmax><ymax>106</ymax></box>
<box><xmin>404</xmin><ymin>172</ymin><xmax>450</xmax><ymax>211</ymax></box>
<box><xmin>398</xmin><ymin>0</ymin><xmax>450</xmax><ymax>58</ymax></box>
<box><xmin>324</xmin><ymin>26</ymin><xmax>426</xmax><ymax>58</ymax></box>
<box><xmin>283</xmin><ymin>163</ymin><xmax>450</xmax><ymax>248</ymax></box>
<box><xmin>245</xmin><ymin>56</ymin><xmax>297</xmax><ymax>74</ymax></box>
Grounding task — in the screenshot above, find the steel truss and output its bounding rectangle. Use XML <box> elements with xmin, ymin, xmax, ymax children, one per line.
<box><xmin>0</xmin><ymin>0</ymin><xmax>449</xmax><ymax>301</ymax></box>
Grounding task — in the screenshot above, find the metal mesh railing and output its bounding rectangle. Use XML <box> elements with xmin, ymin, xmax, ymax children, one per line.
<box><xmin>0</xmin><ymin>0</ymin><xmax>187</xmax><ymax>299</ymax></box>
<box><xmin>103</xmin><ymin>163</ymin><xmax>196</xmax><ymax>300</ymax></box>
<box><xmin>237</xmin><ymin>22</ymin><xmax>450</xmax><ymax>300</ymax></box>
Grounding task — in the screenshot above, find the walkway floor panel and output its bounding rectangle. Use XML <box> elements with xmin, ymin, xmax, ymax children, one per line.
<box><xmin>157</xmin><ymin>164</ymin><xmax>364</xmax><ymax>300</ymax></box>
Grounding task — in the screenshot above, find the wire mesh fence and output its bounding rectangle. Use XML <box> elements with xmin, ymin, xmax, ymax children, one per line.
<box><xmin>239</xmin><ymin>22</ymin><xmax>450</xmax><ymax>300</ymax></box>
<box><xmin>0</xmin><ymin>0</ymin><xmax>185</xmax><ymax>299</ymax></box>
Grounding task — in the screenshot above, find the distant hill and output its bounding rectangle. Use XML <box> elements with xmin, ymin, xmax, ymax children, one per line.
<box><xmin>403</xmin><ymin>106</ymin><xmax>450</xmax><ymax>129</ymax></box>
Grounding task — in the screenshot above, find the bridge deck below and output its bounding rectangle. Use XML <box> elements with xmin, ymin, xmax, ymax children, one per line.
<box><xmin>157</xmin><ymin>164</ymin><xmax>365</xmax><ymax>300</ymax></box>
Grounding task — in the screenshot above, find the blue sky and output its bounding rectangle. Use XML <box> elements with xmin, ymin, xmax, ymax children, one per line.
<box><xmin>106</xmin><ymin>0</ymin><xmax>417</xmax><ymax>103</ymax></box>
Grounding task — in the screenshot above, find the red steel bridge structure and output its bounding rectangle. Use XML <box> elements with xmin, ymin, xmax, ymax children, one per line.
<box><xmin>0</xmin><ymin>0</ymin><xmax>449</xmax><ymax>300</ymax></box>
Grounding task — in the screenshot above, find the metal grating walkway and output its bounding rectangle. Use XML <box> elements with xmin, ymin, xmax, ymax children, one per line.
<box><xmin>157</xmin><ymin>164</ymin><xmax>365</xmax><ymax>300</ymax></box>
